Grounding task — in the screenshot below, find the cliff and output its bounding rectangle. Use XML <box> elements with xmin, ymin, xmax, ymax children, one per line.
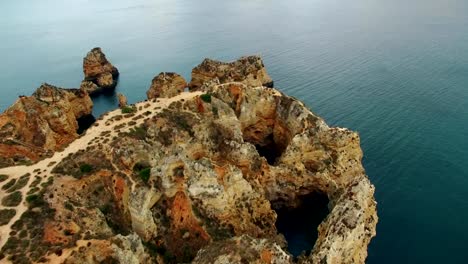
<box><xmin>0</xmin><ymin>83</ymin><xmax>93</xmax><ymax>168</ymax></box>
<box><xmin>147</xmin><ymin>72</ymin><xmax>187</xmax><ymax>99</ymax></box>
<box><xmin>189</xmin><ymin>56</ymin><xmax>274</xmax><ymax>91</ymax></box>
<box><xmin>0</xmin><ymin>55</ymin><xmax>377</xmax><ymax>264</ymax></box>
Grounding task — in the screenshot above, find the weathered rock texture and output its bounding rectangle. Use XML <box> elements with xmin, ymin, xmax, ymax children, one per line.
<box><xmin>193</xmin><ymin>235</ymin><xmax>292</xmax><ymax>264</ymax></box>
<box><xmin>189</xmin><ymin>56</ymin><xmax>273</xmax><ymax>91</ymax></box>
<box><xmin>0</xmin><ymin>57</ymin><xmax>377</xmax><ymax>264</ymax></box>
<box><xmin>0</xmin><ymin>83</ymin><xmax>93</xmax><ymax>168</ymax></box>
<box><xmin>146</xmin><ymin>72</ymin><xmax>187</xmax><ymax>99</ymax></box>
<box><xmin>82</xmin><ymin>47</ymin><xmax>119</xmax><ymax>94</ymax></box>
<box><xmin>117</xmin><ymin>93</ymin><xmax>128</xmax><ymax>108</ymax></box>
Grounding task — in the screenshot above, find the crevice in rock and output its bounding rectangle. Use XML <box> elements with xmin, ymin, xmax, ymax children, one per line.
<box><xmin>77</xmin><ymin>114</ymin><xmax>96</xmax><ymax>134</ymax></box>
<box><xmin>273</xmin><ymin>191</ymin><xmax>330</xmax><ymax>257</ymax></box>
<box><xmin>254</xmin><ymin>133</ymin><xmax>285</xmax><ymax>165</ymax></box>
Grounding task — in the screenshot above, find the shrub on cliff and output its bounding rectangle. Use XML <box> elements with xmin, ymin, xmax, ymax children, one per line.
<box><xmin>121</xmin><ymin>105</ymin><xmax>136</xmax><ymax>114</ymax></box>
<box><xmin>139</xmin><ymin>168</ymin><xmax>151</xmax><ymax>182</ymax></box>
<box><xmin>80</xmin><ymin>164</ymin><xmax>93</xmax><ymax>173</ymax></box>
<box><xmin>200</xmin><ymin>93</ymin><xmax>212</xmax><ymax>103</ymax></box>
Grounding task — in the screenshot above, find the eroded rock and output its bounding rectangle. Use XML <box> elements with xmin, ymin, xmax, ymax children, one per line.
<box><xmin>189</xmin><ymin>56</ymin><xmax>274</xmax><ymax>91</ymax></box>
<box><xmin>0</xmin><ymin>57</ymin><xmax>377</xmax><ymax>264</ymax></box>
<box><xmin>146</xmin><ymin>72</ymin><xmax>187</xmax><ymax>99</ymax></box>
<box><xmin>82</xmin><ymin>47</ymin><xmax>119</xmax><ymax>94</ymax></box>
<box><xmin>0</xmin><ymin>83</ymin><xmax>93</xmax><ymax>168</ymax></box>
<box><xmin>117</xmin><ymin>93</ymin><xmax>128</xmax><ymax>108</ymax></box>
<box><xmin>193</xmin><ymin>235</ymin><xmax>292</xmax><ymax>264</ymax></box>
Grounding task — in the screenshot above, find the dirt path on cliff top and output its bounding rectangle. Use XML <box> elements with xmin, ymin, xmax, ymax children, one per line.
<box><xmin>0</xmin><ymin>91</ymin><xmax>202</xmax><ymax>256</ymax></box>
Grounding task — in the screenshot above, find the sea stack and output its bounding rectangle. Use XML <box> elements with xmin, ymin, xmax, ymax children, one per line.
<box><xmin>81</xmin><ymin>47</ymin><xmax>119</xmax><ymax>95</ymax></box>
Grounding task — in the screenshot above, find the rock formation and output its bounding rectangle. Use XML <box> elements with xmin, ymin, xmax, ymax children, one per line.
<box><xmin>117</xmin><ymin>93</ymin><xmax>128</xmax><ymax>108</ymax></box>
<box><xmin>189</xmin><ymin>55</ymin><xmax>274</xmax><ymax>91</ymax></box>
<box><xmin>0</xmin><ymin>83</ymin><xmax>93</xmax><ymax>168</ymax></box>
<box><xmin>82</xmin><ymin>47</ymin><xmax>119</xmax><ymax>94</ymax></box>
<box><xmin>146</xmin><ymin>72</ymin><xmax>187</xmax><ymax>99</ymax></box>
<box><xmin>0</xmin><ymin>56</ymin><xmax>377</xmax><ymax>264</ymax></box>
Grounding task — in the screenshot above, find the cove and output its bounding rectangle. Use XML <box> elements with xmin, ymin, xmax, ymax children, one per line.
<box><xmin>274</xmin><ymin>192</ymin><xmax>330</xmax><ymax>257</ymax></box>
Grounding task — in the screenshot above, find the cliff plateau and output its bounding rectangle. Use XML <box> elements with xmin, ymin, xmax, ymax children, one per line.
<box><xmin>0</xmin><ymin>55</ymin><xmax>377</xmax><ymax>264</ymax></box>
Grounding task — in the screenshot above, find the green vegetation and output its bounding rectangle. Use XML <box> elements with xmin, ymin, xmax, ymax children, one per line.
<box><xmin>6</xmin><ymin>174</ymin><xmax>29</xmax><ymax>193</ymax></box>
<box><xmin>127</xmin><ymin>126</ymin><xmax>147</xmax><ymax>140</ymax></box>
<box><xmin>200</xmin><ymin>93</ymin><xmax>212</xmax><ymax>103</ymax></box>
<box><xmin>80</xmin><ymin>164</ymin><xmax>93</xmax><ymax>173</ymax></box>
<box><xmin>133</xmin><ymin>162</ymin><xmax>151</xmax><ymax>183</ymax></box>
<box><xmin>212</xmin><ymin>106</ymin><xmax>219</xmax><ymax>117</ymax></box>
<box><xmin>0</xmin><ymin>174</ymin><xmax>8</xmax><ymax>182</ymax></box>
<box><xmin>25</xmin><ymin>193</ymin><xmax>48</xmax><ymax>208</ymax></box>
<box><xmin>121</xmin><ymin>105</ymin><xmax>136</xmax><ymax>114</ymax></box>
<box><xmin>29</xmin><ymin>176</ymin><xmax>42</xmax><ymax>188</ymax></box>
<box><xmin>64</xmin><ymin>202</ymin><xmax>74</xmax><ymax>211</ymax></box>
<box><xmin>139</xmin><ymin>168</ymin><xmax>151</xmax><ymax>182</ymax></box>
<box><xmin>1</xmin><ymin>179</ymin><xmax>16</xmax><ymax>190</ymax></box>
<box><xmin>25</xmin><ymin>194</ymin><xmax>39</xmax><ymax>204</ymax></box>
<box><xmin>0</xmin><ymin>209</ymin><xmax>16</xmax><ymax>225</ymax></box>
<box><xmin>1</xmin><ymin>191</ymin><xmax>22</xmax><ymax>207</ymax></box>
<box><xmin>0</xmin><ymin>178</ymin><xmax>56</xmax><ymax>263</ymax></box>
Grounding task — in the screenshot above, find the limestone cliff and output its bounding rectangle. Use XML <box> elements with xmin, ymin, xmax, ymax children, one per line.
<box><xmin>189</xmin><ymin>56</ymin><xmax>274</xmax><ymax>91</ymax></box>
<box><xmin>0</xmin><ymin>56</ymin><xmax>377</xmax><ymax>264</ymax></box>
<box><xmin>81</xmin><ymin>47</ymin><xmax>119</xmax><ymax>94</ymax></box>
<box><xmin>0</xmin><ymin>83</ymin><xmax>93</xmax><ymax>168</ymax></box>
<box><xmin>147</xmin><ymin>72</ymin><xmax>187</xmax><ymax>99</ymax></box>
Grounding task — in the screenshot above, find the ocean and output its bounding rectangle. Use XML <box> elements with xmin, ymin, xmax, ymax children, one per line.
<box><xmin>1</xmin><ymin>0</ymin><xmax>467</xmax><ymax>263</ymax></box>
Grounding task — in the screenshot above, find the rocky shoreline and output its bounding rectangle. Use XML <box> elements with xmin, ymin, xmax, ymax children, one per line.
<box><xmin>0</xmin><ymin>49</ymin><xmax>377</xmax><ymax>264</ymax></box>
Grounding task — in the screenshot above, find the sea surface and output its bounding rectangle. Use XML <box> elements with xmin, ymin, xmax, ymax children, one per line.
<box><xmin>1</xmin><ymin>0</ymin><xmax>468</xmax><ymax>263</ymax></box>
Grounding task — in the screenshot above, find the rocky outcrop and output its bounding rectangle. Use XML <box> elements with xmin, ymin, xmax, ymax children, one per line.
<box><xmin>117</xmin><ymin>93</ymin><xmax>128</xmax><ymax>107</ymax></box>
<box><xmin>0</xmin><ymin>83</ymin><xmax>93</xmax><ymax>168</ymax></box>
<box><xmin>193</xmin><ymin>235</ymin><xmax>292</xmax><ymax>264</ymax></box>
<box><xmin>82</xmin><ymin>47</ymin><xmax>119</xmax><ymax>94</ymax></box>
<box><xmin>0</xmin><ymin>56</ymin><xmax>377</xmax><ymax>264</ymax></box>
<box><xmin>146</xmin><ymin>72</ymin><xmax>187</xmax><ymax>99</ymax></box>
<box><xmin>79</xmin><ymin>80</ymin><xmax>99</xmax><ymax>95</ymax></box>
<box><xmin>189</xmin><ymin>56</ymin><xmax>274</xmax><ymax>91</ymax></box>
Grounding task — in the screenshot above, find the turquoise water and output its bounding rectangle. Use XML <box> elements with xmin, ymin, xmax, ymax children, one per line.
<box><xmin>1</xmin><ymin>0</ymin><xmax>468</xmax><ymax>262</ymax></box>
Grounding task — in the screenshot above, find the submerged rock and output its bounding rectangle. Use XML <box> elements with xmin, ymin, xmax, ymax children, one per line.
<box><xmin>189</xmin><ymin>55</ymin><xmax>274</xmax><ymax>91</ymax></box>
<box><xmin>82</xmin><ymin>47</ymin><xmax>119</xmax><ymax>94</ymax></box>
<box><xmin>0</xmin><ymin>56</ymin><xmax>377</xmax><ymax>264</ymax></box>
<box><xmin>146</xmin><ymin>72</ymin><xmax>187</xmax><ymax>99</ymax></box>
<box><xmin>0</xmin><ymin>83</ymin><xmax>93</xmax><ymax>168</ymax></box>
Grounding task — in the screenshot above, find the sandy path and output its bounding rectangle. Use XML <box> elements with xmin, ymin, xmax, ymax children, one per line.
<box><xmin>0</xmin><ymin>91</ymin><xmax>202</xmax><ymax>258</ymax></box>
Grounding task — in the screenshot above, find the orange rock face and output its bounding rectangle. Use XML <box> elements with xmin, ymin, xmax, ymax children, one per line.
<box><xmin>82</xmin><ymin>47</ymin><xmax>119</xmax><ymax>93</ymax></box>
<box><xmin>146</xmin><ymin>72</ymin><xmax>187</xmax><ymax>99</ymax></box>
<box><xmin>0</xmin><ymin>83</ymin><xmax>93</xmax><ymax>167</ymax></box>
<box><xmin>189</xmin><ymin>56</ymin><xmax>274</xmax><ymax>91</ymax></box>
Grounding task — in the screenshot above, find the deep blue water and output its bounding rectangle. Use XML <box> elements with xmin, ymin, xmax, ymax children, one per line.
<box><xmin>1</xmin><ymin>0</ymin><xmax>468</xmax><ymax>263</ymax></box>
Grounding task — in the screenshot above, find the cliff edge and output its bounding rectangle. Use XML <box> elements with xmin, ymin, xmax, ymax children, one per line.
<box><xmin>0</xmin><ymin>55</ymin><xmax>377</xmax><ymax>264</ymax></box>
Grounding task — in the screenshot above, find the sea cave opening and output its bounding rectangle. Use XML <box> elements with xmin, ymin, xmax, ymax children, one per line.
<box><xmin>254</xmin><ymin>134</ymin><xmax>285</xmax><ymax>165</ymax></box>
<box><xmin>77</xmin><ymin>114</ymin><xmax>96</xmax><ymax>134</ymax></box>
<box><xmin>274</xmin><ymin>191</ymin><xmax>330</xmax><ymax>257</ymax></box>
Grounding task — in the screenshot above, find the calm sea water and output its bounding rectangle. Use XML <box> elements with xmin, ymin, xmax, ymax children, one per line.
<box><xmin>1</xmin><ymin>0</ymin><xmax>468</xmax><ymax>262</ymax></box>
